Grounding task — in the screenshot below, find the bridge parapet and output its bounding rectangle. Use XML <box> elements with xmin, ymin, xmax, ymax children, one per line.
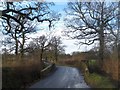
<box><xmin>41</xmin><ymin>63</ymin><xmax>56</xmax><ymax>77</ymax></box>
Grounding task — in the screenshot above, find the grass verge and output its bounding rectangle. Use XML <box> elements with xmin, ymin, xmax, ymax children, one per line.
<box><xmin>78</xmin><ymin>62</ymin><xmax>116</xmax><ymax>88</ymax></box>
<box><xmin>84</xmin><ymin>72</ymin><xmax>115</xmax><ymax>88</ymax></box>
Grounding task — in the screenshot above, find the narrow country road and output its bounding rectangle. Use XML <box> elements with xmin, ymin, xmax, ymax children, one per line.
<box><xmin>30</xmin><ymin>66</ymin><xmax>90</xmax><ymax>88</ymax></box>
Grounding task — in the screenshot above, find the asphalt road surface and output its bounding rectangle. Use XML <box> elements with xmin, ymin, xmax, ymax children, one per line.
<box><xmin>30</xmin><ymin>66</ymin><xmax>90</xmax><ymax>88</ymax></box>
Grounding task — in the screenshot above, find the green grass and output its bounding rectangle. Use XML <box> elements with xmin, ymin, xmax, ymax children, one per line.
<box><xmin>74</xmin><ymin>61</ymin><xmax>116</xmax><ymax>88</ymax></box>
<box><xmin>84</xmin><ymin>73</ymin><xmax>115</xmax><ymax>88</ymax></box>
<box><xmin>88</xmin><ymin>59</ymin><xmax>97</xmax><ymax>66</ymax></box>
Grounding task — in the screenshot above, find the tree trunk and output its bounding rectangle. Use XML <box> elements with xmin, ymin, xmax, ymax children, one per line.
<box><xmin>99</xmin><ymin>3</ymin><xmax>104</xmax><ymax>69</ymax></box>
<box><xmin>15</xmin><ymin>40</ymin><xmax>18</xmax><ymax>55</ymax></box>
<box><xmin>55</xmin><ymin>46</ymin><xmax>58</xmax><ymax>62</ymax></box>
<box><xmin>99</xmin><ymin>27</ymin><xmax>104</xmax><ymax>69</ymax></box>
<box><xmin>15</xmin><ymin>30</ymin><xmax>18</xmax><ymax>55</ymax></box>
<box><xmin>40</xmin><ymin>48</ymin><xmax>44</xmax><ymax>69</ymax></box>
<box><xmin>20</xmin><ymin>29</ymin><xmax>25</xmax><ymax>59</ymax></box>
<box><xmin>117</xmin><ymin>1</ymin><xmax>120</xmax><ymax>60</ymax></box>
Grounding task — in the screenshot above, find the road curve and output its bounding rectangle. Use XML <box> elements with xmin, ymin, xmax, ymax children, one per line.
<box><xmin>29</xmin><ymin>66</ymin><xmax>90</xmax><ymax>88</ymax></box>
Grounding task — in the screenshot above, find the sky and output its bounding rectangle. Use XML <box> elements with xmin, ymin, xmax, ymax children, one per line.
<box><xmin>27</xmin><ymin>2</ymin><xmax>95</xmax><ymax>54</ymax></box>
<box><xmin>0</xmin><ymin>1</ymin><xmax>97</xmax><ymax>54</ymax></box>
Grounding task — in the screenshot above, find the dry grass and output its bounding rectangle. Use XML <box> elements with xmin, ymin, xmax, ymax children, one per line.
<box><xmin>102</xmin><ymin>59</ymin><xmax>119</xmax><ymax>81</ymax></box>
<box><xmin>2</xmin><ymin>55</ymin><xmax>42</xmax><ymax>88</ymax></box>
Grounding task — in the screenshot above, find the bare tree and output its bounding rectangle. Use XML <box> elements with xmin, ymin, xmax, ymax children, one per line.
<box><xmin>2</xmin><ymin>14</ymin><xmax>36</xmax><ymax>56</ymax></box>
<box><xmin>118</xmin><ymin>1</ymin><xmax>120</xmax><ymax>60</ymax></box>
<box><xmin>104</xmin><ymin>2</ymin><xmax>120</xmax><ymax>60</ymax></box>
<box><xmin>31</xmin><ymin>35</ymin><xmax>50</xmax><ymax>68</ymax></box>
<box><xmin>64</xmin><ymin>1</ymin><xmax>118</xmax><ymax>67</ymax></box>
<box><xmin>1</xmin><ymin>1</ymin><xmax>60</xmax><ymax>57</ymax></box>
<box><xmin>1</xmin><ymin>2</ymin><xmax>60</xmax><ymax>32</ymax></box>
<box><xmin>50</xmin><ymin>36</ymin><xmax>65</xmax><ymax>62</ymax></box>
<box><xmin>27</xmin><ymin>35</ymin><xmax>65</xmax><ymax>63</ymax></box>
